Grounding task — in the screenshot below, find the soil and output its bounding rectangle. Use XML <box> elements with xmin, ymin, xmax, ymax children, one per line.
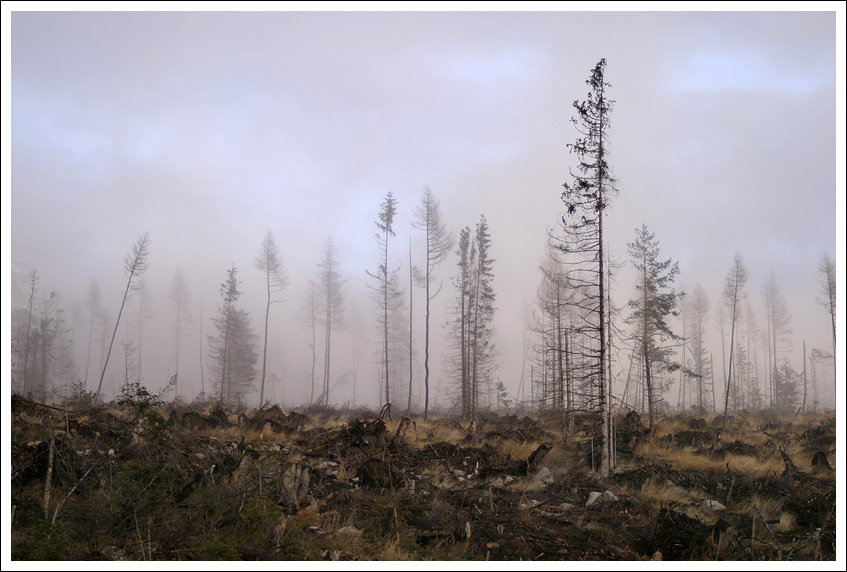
<box><xmin>10</xmin><ymin>395</ymin><xmax>837</xmax><ymax>561</ymax></box>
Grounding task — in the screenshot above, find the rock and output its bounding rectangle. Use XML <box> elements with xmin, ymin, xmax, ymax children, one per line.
<box><xmin>526</xmin><ymin>466</ymin><xmax>553</xmax><ymax>492</ymax></box>
<box><xmin>102</xmin><ymin>546</ymin><xmax>130</xmax><ymax>561</ymax></box>
<box><xmin>651</xmin><ymin>550</ymin><xmax>663</xmax><ymax>561</ymax></box>
<box><xmin>279</xmin><ymin>462</ymin><xmax>312</xmax><ymax>510</ymax></box>
<box><xmin>519</xmin><ymin>499</ymin><xmax>542</xmax><ymax>508</ymax></box>
<box><xmin>531</xmin><ymin>466</ymin><xmax>554</xmax><ymax>485</ymax></box>
<box><xmin>558</xmin><ymin>502</ymin><xmax>575</xmax><ymax>510</ymax></box>
<box><xmin>336</xmin><ymin>525</ymin><xmax>363</xmax><ymax>537</ymax></box>
<box><xmin>701</xmin><ymin>499</ymin><xmax>726</xmax><ymax>511</ymax></box>
<box><xmin>231</xmin><ymin>453</ymin><xmax>253</xmax><ymax>482</ymax></box>
<box><xmin>586</xmin><ymin>490</ymin><xmax>618</xmax><ymax>507</ymax></box>
<box><xmin>586</xmin><ymin>491</ymin><xmax>603</xmax><ymax>506</ymax></box>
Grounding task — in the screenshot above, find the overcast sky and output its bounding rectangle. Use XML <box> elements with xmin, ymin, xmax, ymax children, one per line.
<box><xmin>4</xmin><ymin>4</ymin><xmax>843</xmax><ymax>410</ymax></box>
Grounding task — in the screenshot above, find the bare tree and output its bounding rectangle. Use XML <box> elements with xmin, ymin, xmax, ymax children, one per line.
<box><xmin>448</xmin><ymin>217</ymin><xmax>496</xmax><ymax>421</ymax></box>
<box><xmin>255</xmin><ymin>230</ymin><xmax>289</xmax><ymax>407</ymax></box>
<box><xmin>762</xmin><ymin>272</ymin><xmax>792</xmax><ymax>409</ymax></box>
<box><xmin>132</xmin><ymin>280</ymin><xmax>153</xmax><ymax>385</ymax></box>
<box><xmin>169</xmin><ymin>265</ymin><xmax>192</xmax><ymax>400</ymax></box>
<box><xmin>534</xmin><ymin>244</ymin><xmax>571</xmax><ymax>419</ymax></box>
<box><xmin>368</xmin><ymin>191</ymin><xmax>399</xmax><ymax>406</ymax></box>
<box><xmin>316</xmin><ymin>238</ymin><xmax>347</xmax><ymax>406</ymax></box>
<box><xmin>720</xmin><ymin>254</ymin><xmax>748</xmax><ymax>426</ymax></box>
<box><xmin>412</xmin><ymin>186</ymin><xmax>454</xmax><ymax>420</ymax></box>
<box><xmin>816</xmin><ymin>253</ymin><xmax>836</xmax><ymax>382</ymax></box>
<box><xmin>20</xmin><ymin>270</ymin><xmax>38</xmax><ymax>396</ymax></box>
<box><xmin>407</xmin><ymin>236</ymin><xmax>415</xmax><ymax>415</ymax></box>
<box><xmin>83</xmin><ymin>278</ymin><xmax>102</xmax><ymax>387</ymax></box>
<box><xmin>296</xmin><ymin>280</ymin><xmax>320</xmax><ymax>404</ymax></box>
<box><xmin>95</xmin><ymin>232</ymin><xmax>151</xmax><ymax>401</ymax></box>
<box><xmin>559</xmin><ymin>59</ymin><xmax>617</xmax><ymax>477</ymax></box>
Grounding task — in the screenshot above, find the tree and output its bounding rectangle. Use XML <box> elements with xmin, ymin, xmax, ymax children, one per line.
<box><xmin>762</xmin><ymin>272</ymin><xmax>792</xmax><ymax>409</ymax></box>
<box><xmin>169</xmin><ymin>266</ymin><xmax>192</xmax><ymax>400</ymax></box>
<box><xmin>95</xmin><ymin>232</ymin><xmax>151</xmax><ymax>401</ymax></box>
<box><xmin>132</xmin><ymin>279</ymin><xmax>153</xmax><ymax>385</ymax></box>
<box><xmin>208</xmin><ymin>265</ymin><xmax>258</xmax><ymax>405</ymax></box>
<box><xmin>470</xmin><ymin>215</ymin><xmax>496</xmax><ymax>418</ymax></box>
<box><xmin>255</xmin><ymin>230</ymin><xmax>289</xmax><ymax>407</ymax></box>
<box><xmin>82</xmin><ymin>278</ymin><xmax>102</xmax><ymax>387</ymax></box>
<box><xmin>773</xmin><ymin>358</ymin><xmax>799</xmax><ymax>412</ymax></box>
<box><xmin>368</xmin><ymin>191</ymin><xmax>399</xmax><ymax>406</ymax></box>
<box><xmin>13</xmin><ymin>287</ymin><xmax>75</xmax><ymax>401</ymax></box>
<box><xmin>20</xmin><ymin>270</ymin><xmax>38</xmax><ymax>396</ymax></box>
<box><xmin>296</xmin><ymin>280</ymin><xmax>320</xmax><ymax>404</ymax></box>
<box><xmin>449</xmin><ymin>217</ymin><xmax>496</xmax><ymax>421</ymax></box>
<box><xmin>685</xmin><ymin>285</ymin><xmax>713</xmax><ymax>412</ymax></box>
<box><xmin>316</xmin><ymin>238</ymin><xmax>347</xmax><ymax>406</ymax></box>
<box><xmin>626</xmin><ymin>225</ymin><xmax>680</xmax><ymax>429</ymax></box>
<box><xmin>412</xmin><ymin>186</ymin><xmax>454</xmax><ymax>420</ymax></box>
<box><xmin>720</xmin><ymin>254</ymin><xmax>748</xmax><ymax>426</ymax></box>
<box><xmin>407</xmin><ymin>236</ymin><xmax>415</xmax><ymax>415</ymax></box>
<box><xmin>533</xmin><ymin>244</ymin><xmax>571</xmax><ymax>419</ymax></box>
<box><xmin>559</xmin><ymin>59</ymin><xmax>617</xmax><ymax>477</ymax></box>
<box><xmin>816</xmin><ymin>254</ymin><xmax>836</xmax><ymax>381</ymax></box>
<box><xmin>451</xmin><ymin>226</ymin><xmax>473</xmax><ymax>419</ymax></box>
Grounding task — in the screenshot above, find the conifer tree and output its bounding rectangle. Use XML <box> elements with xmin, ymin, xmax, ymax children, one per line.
<box><xmin>208</xmin><ymin>265</ymin><xmax>258</xmax><ymax>405</ymax></box>
<box><xmin>412</xmin><ymin>186</ymin><xmax>454</xmax><ymax>420</ymax></box>
<box><xmin>559</xmin><ymin>59</ymin><xmax>616</xmax><ymax>476</ymax></box>
<box><xmin>626</xmin><ymin>225</ymin><xmax>680</xmax><ymax>429</ymax></box>
<box><xmin>255</xmin><ymin>230</ymin><xmax>288</xmax><ymax>407</ymax></box>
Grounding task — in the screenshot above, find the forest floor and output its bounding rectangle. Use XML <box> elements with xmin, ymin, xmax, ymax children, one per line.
<box><xmin>10</xmin><ymin>392</ymin><xmax>837</xmax><ymax>561</ymax></box>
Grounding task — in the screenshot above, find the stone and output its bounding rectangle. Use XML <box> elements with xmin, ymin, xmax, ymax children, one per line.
<box><xmin>531</xmin><ymin>466</ymin><xmax>554</xmax><ymax>485</ymax></box>
<box><xmin>587</xmin><ymin>490</ymin><xmax>618</xmax><ymax>507</ymax></box>
<box><xmin>701</xmin><ymin>499</ymin><xmax>726</xmax><ymax>511</ymax></box>
<box><xmin>102</xmin><ymin>546</ymin><xmax>130</xmax><ymax>561</ymax></box>
<box><xmin>336</xmin><ymin>525</ymin><xmax>363</xmax><ymax>537</ymax></box>
<box><xmin>586</xmin><ymin>491</ymin><xmax>603</xmax><ymax>506</ymax></box>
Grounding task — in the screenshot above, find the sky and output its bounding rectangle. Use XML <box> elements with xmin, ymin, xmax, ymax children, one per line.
<box><xmin>4</xmin><ymin>3</ymin><xmax>844</xmax><ymax>413</ymax></box>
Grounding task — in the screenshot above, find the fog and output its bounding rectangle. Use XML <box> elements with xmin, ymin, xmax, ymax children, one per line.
<box><xmin>6</xmin><ymin>7</ymin><xmax>842</xmax><ymax>411</ymax></box>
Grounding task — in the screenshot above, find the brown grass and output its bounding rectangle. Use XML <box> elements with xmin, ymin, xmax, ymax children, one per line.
<box><xmin>774</xmin><ymin>512</ymin><xmax>797</xmax><ymax>533</ymax></box>
<box><xmin>633</xmin><ymin>441</ymin><xmax>786</xmax><ymax>478</ymax></box>
<box><xmin>639</xmin><ymin>478</ymin><xmax>704</xmax><ymax>505</ymax></box>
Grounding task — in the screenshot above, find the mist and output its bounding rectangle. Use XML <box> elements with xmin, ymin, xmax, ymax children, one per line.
<box><xmin>7</xmin><ymin>7</ymin><xmax>841</xmax><ymax>412</ymax></box>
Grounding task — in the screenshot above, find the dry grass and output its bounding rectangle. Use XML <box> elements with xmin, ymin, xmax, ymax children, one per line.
<box><xmin>639</xmin><ymin>477</ymin><xmax>705</xmax><ymax>505</ymax></box>
<box><xmin>497</xmin><ymin>438</ymin><xmax>542</xmax><ymax>460</ymax></box>
<box><xmin>723</xmin><ymin>454</ymin><xmax>784</xmax><ymax>477</ymax></box>
<box><xmin>774</xmin><ymin>512</ymin><xmax>797</xmax><ymax>533</ymax></box>
<box><xmin>633</xmin><ymin>441</ymin><xmax>787</xmax><ymax>478</ymax></box>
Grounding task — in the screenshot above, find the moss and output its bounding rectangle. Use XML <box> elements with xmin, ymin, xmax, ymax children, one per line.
<box><xmin>190</xmin><ymin>534</ymin><xmax>242</xmax><ymax>560</ymax></box>
<box><xmin>12</xmin><ymin>522</ymin><xmax>70</xmax><ymax>560</ymax></box>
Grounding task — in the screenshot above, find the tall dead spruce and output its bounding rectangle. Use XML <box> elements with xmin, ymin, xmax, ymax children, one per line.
<box><xmin>94</xmin><ymin>232</ymin><xmax>150</xmax><ymax>401</ymax></box>
<box><xmin>558</xmin><ymin>59</ymin><xmax>617</xmax><ymax>477</ymax></box>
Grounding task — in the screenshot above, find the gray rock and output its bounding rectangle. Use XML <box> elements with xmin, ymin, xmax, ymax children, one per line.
<box><xmin>586</xmin><ymin>490</ymin><xmax>618</xmax><ymax>507</ymax></box>
<box><xmin>531</xmin><ymin>466</ymin><xmax>554</xmax><ymax>485</ymax></box>
<box><xmin>102</xmin><ymin>546</ymin><xmax>130</xmax><ymax>561</ymax></box>
<box><xmin>701</xmin><ymin>499</ymin><xmax>726</xmax><ymax>511</ymax></box>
